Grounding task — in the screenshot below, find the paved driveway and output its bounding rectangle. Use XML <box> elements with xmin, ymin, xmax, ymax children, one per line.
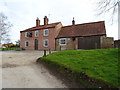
<box><xmin>1</xmin><ymin>51</ymin><xmax>67</xmax><ymax>88</ymax></box>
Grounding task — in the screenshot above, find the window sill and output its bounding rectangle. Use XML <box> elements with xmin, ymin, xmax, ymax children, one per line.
<box><xmin>44</xmin><ymin>46</ymin><xmax>48</xmax><ymax>47</ymax></box>
<box><xmin>43</xmin><ymin>35</ymin><xmax>48</xmax><ymax>37</ymax></box>
<box><xmin>60</xmin><ymin>44</ymin><xmax>66</xmax><ymax>46</ymax></box>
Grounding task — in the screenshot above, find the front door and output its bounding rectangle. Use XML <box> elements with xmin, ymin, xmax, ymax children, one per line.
<box><xmin>35</xmin><ymin>39</ymin><xmax>38</xmax><ymax>50</ymax></box>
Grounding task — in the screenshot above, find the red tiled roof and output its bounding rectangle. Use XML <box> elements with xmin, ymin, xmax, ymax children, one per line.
<box><xmin>20</xmin><ymin>22</ymin><xmax>61</xmax><ymax>32</ymax></box>
<box><xmin>57</xmin><ymin>21</ymin><xmax>106</xmax><ymax>38</ymax></box>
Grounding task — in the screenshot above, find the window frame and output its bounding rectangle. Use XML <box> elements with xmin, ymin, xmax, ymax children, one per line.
<box><xmin>44</xmin><ymin>29</ymin><xmax>49</xmax><ymax>36</ymax></box>
<box><xmin>25</xmin><ymin>41</ymin><xmax>29</xmax><ymax>47</ymax></box>
<box><xmin>35</xmin><ymin>30</ymin><xmax>39</xmax><ymax>37</ymax></box>
<box><xmin>59</xmin><ymin>38</ymin><xmax>67</xmax><ymax>45</ymax></box>
<box><xmin>29</xmin><ymin>32</ymin><xmax>32</xmax><ymax>37</ymax></box>
<box><xmin>25</xmin><ymin>32</ymin><xmax>28</xmax><ymax>38</ymax></box>
<box><xmin>43</xmin><ymin>39</ymin><xmax>48</xmax><ymax>47</ymax></box>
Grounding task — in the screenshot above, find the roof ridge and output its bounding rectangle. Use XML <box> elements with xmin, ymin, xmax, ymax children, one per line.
<box><xmin>62</xmin><ymin>21</ymin><xmax>104</xmax><ymax>28</ymax></box>
<box><xmin>21</xmin><ymin>22</ymin><xmax>61</xmax><ymax>32</ymax></box>
<box><xmin>39</xmin><ymin>22</ymin><xmax>61</xmax><ymax>26</ymax></box>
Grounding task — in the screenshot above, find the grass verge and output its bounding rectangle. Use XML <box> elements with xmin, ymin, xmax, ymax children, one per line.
<box><xmin>37</xmin><ymin>48</ymin><xmax>119</xmax><ymax>88</ymax></box>
<box><xmin>0</xmin><ymin>47</ymin><xmax>21</xmax><ymax>51</ymax></box>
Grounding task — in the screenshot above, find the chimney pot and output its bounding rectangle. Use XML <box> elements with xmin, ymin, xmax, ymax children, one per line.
<box><xmin>36</xmin><ymin>17</ymin><xmax>40</xmax><ymax>27</ymax></box>
<box><xmin>44</xmin><ymin>16</ymin><xmax>49</xmax><ymax>25</ymax></box>
<box><xmin>72</xmin><ymin>17</ymin><xmax>75</xmax><ymax>25</ymax></box>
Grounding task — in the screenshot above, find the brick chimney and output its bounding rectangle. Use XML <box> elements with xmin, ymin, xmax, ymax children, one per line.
<box><xmin>36</xmin><ymin>17</ymin><xmax>40</xmax><ymax>27</ymax></box>
<box><xmin>72</xmin><ymin>17</ymin><xmax>75</xmax><ymax>25</ymax></box>
<box><xmin>44</xmin><ymin>16</ymin><xmax>49</xmax><ymax>25</ymax></box>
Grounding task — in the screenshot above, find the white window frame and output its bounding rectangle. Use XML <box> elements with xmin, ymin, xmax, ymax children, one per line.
<box><xmin>25</xmin><ymin>32</ymin><xmax>28</xmax><ymax>38</ymax></box>
<box><xmin>35</xmin><ymin>30</ymin><xmax>39</xmax><ymax>37</ymax></box>
<box><xmin>43</xmin><ymin>39</ymin><xmax>48</xmax><ymax>47</ymax></box>
<box><xmin>44</xmin><ymin>29</ymin><xmax>49</xmax><ymax>36</ymax></box>
<box><xmin>25</xmin><ymin>41</ymin><xmax>29</xmax><ymax>47</ymax></box>
<box><xmin>59</xmin><ymin>38</ymin><xmax>67</xmax><ymax>45</ymax></box>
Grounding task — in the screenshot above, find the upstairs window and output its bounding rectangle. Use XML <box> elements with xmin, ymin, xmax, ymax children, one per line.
<box><xmin>43</xmin><ymin>40</ymin><xmax>48</xmax><ymax>47</ymax></box>
<box><xmin>35</xmin><ymin>30</ymin><xmax>39</xmax><ymax>37</ymax></box>
<box><xmin>25</xmin><ymin>32</ymin><xmax>32</xmax><ymax>37</ymax></box>
<box><xmin>25</xmin><ymin>32</ymin><xmax>29</xmax><ymax>37</ymax></box>
<box><xmin>29</xmin><ymin>32</ymin><xmax>32</xmax><ymax>37</ymax></box>
<box><xmin>25</xmin><ymin>41</ymin><xmax>29</xmax><ymax>47</ymax></box>
<box><xmin>59</xmin><ymin>38</ymin><xmax>66</xmax><ymax>45</ymax></box>
<box><xmin>44</xmin><ymin>29</ymin><xmax>49</xmax><ymax>36</ymax></box>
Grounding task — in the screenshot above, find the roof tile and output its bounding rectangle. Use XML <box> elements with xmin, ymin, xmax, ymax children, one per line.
<box><xmin>20</xmin><ymin>22</ymin><xmax>61</xmax><ymax>32</ymax></box>
<box><xmin>57</xmin><ymin>21</ymin><xmax>106</xmax><ymax>38</ymax></box>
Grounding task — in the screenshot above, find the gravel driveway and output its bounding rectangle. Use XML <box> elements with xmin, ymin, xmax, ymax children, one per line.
<box><xmin>1</xmin><ymin>51</ymin><xmax>67</xmax><ymax>88</ymax></box>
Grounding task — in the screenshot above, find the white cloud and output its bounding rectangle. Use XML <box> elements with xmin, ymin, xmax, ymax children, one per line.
<box><xmin>0</xmin><ymin>0</ymin><xmax>118</xmax><ymax>43</ymax></box>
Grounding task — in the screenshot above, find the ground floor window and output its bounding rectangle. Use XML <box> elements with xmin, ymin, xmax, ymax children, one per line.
<box><xmin>43</xmin><ymin>40</ymin><xmax>48</xmax><ymax>47</ymax></box>
<box><xmin>59</xmin><ymin>38</ymin><xmax>66</xmax><ymax>45</ymax></box>
<box><xmin>25</xmin><ymin>41</ymin><xmax>29</xmax><ymax>47</ymax></box>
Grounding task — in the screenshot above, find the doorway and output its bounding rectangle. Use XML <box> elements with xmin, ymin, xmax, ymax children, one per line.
<box><xmin>34</xmin><ymin>39</ymin><xmax>38</xmax><ymax>50</ymax></box>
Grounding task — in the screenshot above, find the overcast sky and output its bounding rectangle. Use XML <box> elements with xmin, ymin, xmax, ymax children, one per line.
<box><xmin>0</xmin><ymin>0</ymin><xmax>118</xmax><ymax>43</ymax></box>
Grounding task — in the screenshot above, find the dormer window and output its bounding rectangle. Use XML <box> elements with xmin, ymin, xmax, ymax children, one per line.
<box><xmin>44</xmin><ymin>29</ymin><xmax>49</xmax><ymax>36</ymax></box>
<box><xmin>35</xmin><ymin>30</ymin><xmax>39</xmax><ymax>37</ymax></box>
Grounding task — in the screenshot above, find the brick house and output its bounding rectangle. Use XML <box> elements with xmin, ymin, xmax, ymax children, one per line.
<box><xmin>20</xmin><ymin>16</ymin><xmax>114</xmax><ymax>50</ymax></box>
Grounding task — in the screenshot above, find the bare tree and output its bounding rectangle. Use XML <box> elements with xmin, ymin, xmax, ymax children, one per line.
<box><xmin>0</xmin><ymin>12</ymin><xmax>12</xmax><ymax>44</ymax></box>
<box><xmin>96</xmin><ymin>0</ymin><xmax>119</xmax><ymax>22</ymax></box>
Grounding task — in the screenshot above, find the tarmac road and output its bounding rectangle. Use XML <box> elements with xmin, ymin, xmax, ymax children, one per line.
<box><xmin>1</xmin><ymin>51</ymin><xmax>67</xmax><ymax>88</ymax></box>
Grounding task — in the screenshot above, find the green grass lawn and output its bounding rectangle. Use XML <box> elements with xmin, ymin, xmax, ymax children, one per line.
<box><xmin>41</xmin><ymin>48</ymin><xmax>119</xmax><ymax>87</ymax></box>
<box><xmin>0</xmin><ymin>47</ymin><xmax>21</xmax><ymax>51</ymax></box>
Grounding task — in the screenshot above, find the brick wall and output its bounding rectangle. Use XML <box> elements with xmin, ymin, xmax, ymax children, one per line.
<box><xmin>55</xmin><ymin>35</ymin><xmax>114</xmax><ymax>51</ymax></box>
<box><xmin>56</xmin><ymin>37</ymin><xmax>77</xmax><ymax>51</ymax></box>
<box><xmin>20</xmin><ymin>31</ymin><xmax>37</xmax><ymax>50</ymax></box>
<box><xmin>114</xmin><ymin>40</ymin><xmax>120</xmax><ymax>48</ymax></box>
<box><xmin>20</xmin><ymin>23</ymin><xmax>62</xmax><ymax>50</ymax></box>
<box><xmin>100</xmin><ymin>37</ymin><xmax>114</xmax><ymax>49</ymax></box>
